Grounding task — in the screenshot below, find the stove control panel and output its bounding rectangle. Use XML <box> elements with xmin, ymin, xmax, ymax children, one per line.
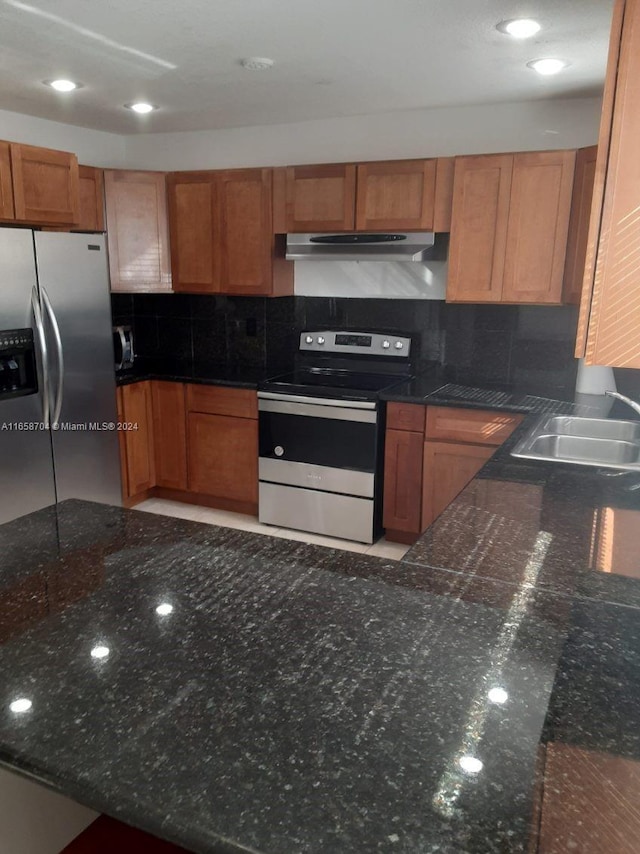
<box><xmin>299</xmin><ymin>331</ymin><xmax>411</xmax><ymax>357</ymax></box>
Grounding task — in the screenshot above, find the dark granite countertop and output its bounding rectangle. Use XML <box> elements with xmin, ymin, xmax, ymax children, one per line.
<box><xmin>379</xmin><ymin>366</ymin><xmax>592</xmax><ymax>415</ymax></box>
<box><xmin>115</xmin><ymin>359</ymin><xmax>270</xmax><ymax>389</ymax></box>
<box><xmin>3</xmin><ymin>436</ymin><xmax>640</xmax><ymax>854</ymax></box>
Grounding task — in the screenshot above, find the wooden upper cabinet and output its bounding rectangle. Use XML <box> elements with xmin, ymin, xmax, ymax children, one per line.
<box><xmin>73</xmin><ymin>166</ymin><xmax>104</xmax><ymax>232</ymax></box>
<box><xmin>448</xmin><ymin>150</ymin><xmax>576</xmax><ymax>305</ymax></box>
<box><xmin>578</xmin><ymin>0</ymin><xmax>640</xmax><ymax>367</ymax></box>
<box><xmin>563</xmin><ymin>146</ymin><xmax>598</xmax><ymax>304</ymax></box>
<box><xmin>285</xmin><ymin>164</ymin><xmax>356</xmax><ymax>231</ymax></box>
<box><xmin>502</xmin><ymin>150</ymin><xmax>576</xmax><ymax>304</ymax></box>
<box><xmin>10</xmin><ymin>143</ymin><xmax>79</xmax><ymax>225</ymax></box>
<box><xmin>167</xmin><ymin>171</ymin><xmax>218</xmax><ymax>293</ymax></box>
<box><xmin>447</xmin><ymin>154</ymin><xmax>513</xmax><ymax>303</ymax></box>
<box><xmin>104</xmin><ymin>170</ymin><xmax>171</xmax><ymax>293</ymax></box>
<box><xmin>0</xmin><ymin>141</ymin><xmax>15</xmax><ymax>220</ymax></box>
<box><xmin>168</xmin><ymin>168</ymin><xmax>292</xmax><ymax>296</ymax></box>
<box><xmin>218</xmin><ymin>168</ymin><xmax>273</xmax><ymax>295</ymax></box>
<box><xmin>355</xmin><ymin>159</ymin><xmax>436</xmax><ymax>230</ymax></box>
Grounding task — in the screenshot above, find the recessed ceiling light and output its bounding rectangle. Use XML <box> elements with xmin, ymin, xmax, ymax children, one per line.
<box><xmin>45</xmin><ymin>79</ymin><xmax>81</xmax><ymax>92</ymax></box>
<box><xmin>497</xmin><ymin>19</ymin><xmax>541</xmax><ymax>39</ymax></box>
<box><xmin>527</xmin><ymin>58</ymin><xmax>569</xmax><ymax>76</ymax></box>
<box><xmin>241</xmin><ymin>57</ymin><xmax>275</xmax><ymax>71</ymax></box>
<box><xmin>126</xmin><ymin>102</ymin><xmax>156</xmax><ymax>114</ymax></box>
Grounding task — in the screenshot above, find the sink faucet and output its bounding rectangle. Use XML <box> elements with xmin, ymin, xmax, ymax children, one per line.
<box><xmin>605</xmin><ymin>391</ymin><xmax>640</xmax><ymax>417</ymax></box>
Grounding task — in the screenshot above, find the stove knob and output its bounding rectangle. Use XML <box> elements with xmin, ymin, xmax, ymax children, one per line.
<box><xmin>274</xmin><ymin>446</ymin><xmax>285</xmax><ymax>457</ymax></box>
<box><xmin>304</xmin><ymin>335</ymin><xmax>313</xmax><ymax>344</ymax></box>
<box><xmin>395</xmin><ymin>341</ymin><xmax>404</xmax><ymax>350</ymax></box>
<box><xmin>317</xmin><ymin>336</ymin><xmax>325</xmax><ymax>345</ymax></box>
<box><xmin>382</xmin><ymin>340</ymin><xmax>391</xmax><ymax>349</ymax></box>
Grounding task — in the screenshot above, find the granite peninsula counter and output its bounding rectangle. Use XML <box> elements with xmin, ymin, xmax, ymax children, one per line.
<box><xmin>2</xmin><ymin>415</ymin><xmax>640</xmax><ymax>853</ymax></box>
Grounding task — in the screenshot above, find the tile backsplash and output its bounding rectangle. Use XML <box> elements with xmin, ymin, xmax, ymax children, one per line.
<box><xmin>112</xmin><ymin>293</ymin><xmax>580</xmax><ymax>389</ymax></box>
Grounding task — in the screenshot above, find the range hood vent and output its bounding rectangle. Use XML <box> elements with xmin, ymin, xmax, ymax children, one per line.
<box><xmin>286</xmin><ymin>232</ymin><xmax>438</xmax><ymax>262</ymax></box>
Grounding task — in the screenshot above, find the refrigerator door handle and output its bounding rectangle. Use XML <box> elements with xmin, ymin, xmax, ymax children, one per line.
<box><xmin>31</xmin><ymin>285</ymin><xmax>51</xmax><ymax>428</ymax></box>
<box><xmin>41</xmin><ymin>285</ymin><xmax>65</xmax><ymax>428</ymax></box>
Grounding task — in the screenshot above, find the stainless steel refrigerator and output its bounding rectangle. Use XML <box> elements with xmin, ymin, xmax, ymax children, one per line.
<box><xmin>0</xmin><ymin>228</ymin><xmax>121</xmax><ymax>525</ymax></box>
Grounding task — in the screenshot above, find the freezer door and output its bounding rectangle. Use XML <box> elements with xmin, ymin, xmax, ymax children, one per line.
<box><xmin>33</xmin><ymin>232</ymin><xmax>122</xmax><ymax>507</ymax></box>
<box><xmin>0</xmin><ymin>228</ymin><xmax>57</xmax><ymax>524</ymax></box>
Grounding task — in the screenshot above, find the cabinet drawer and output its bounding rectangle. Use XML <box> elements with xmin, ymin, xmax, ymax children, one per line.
<box><xmin>425</xmin><ymin>406</ymin><xmax>523</xmax><ymax>446</ymax></box>
<box><xmin>185</xmin><ymin>384</ymin><xmax>257</xmax><ymax>419</ymax></box>
<box><xmin>386</xmin><ymin>402</ymin><xmax>426</xmax><ymax>432</ymax></box>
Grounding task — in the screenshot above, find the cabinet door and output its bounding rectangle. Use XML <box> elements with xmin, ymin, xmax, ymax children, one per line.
<box><xmin>187</xmin><ymin>412</ymin><xmax>258</xmax><ymax>504</ymax></box>
<box><xmin>73</xmin><ymin>166</ymin><xmax>104</xmax><ymax>232</ymax></box>
<box><xmin>355</xmin><ymin>159</ymin><xmax>436</xmax><ymax>230</ymax></box>
<box><xmin>383</xmin><ymin>429</ymin><xmax>424</xmax><ymax>535</ymax></box>
<box><xmin>167</xmin><ymin>171</ymin><xmax>218</xmax><ymax>293</ymax></box>
<box><xmin>285</xmin><ymin>164</ymin><xmax>356</xmax><ymax>231</ymax></box>
<box><xmin>151</xmin><ymin>381</ymin><xmax>187</xmax><ymax>490</ymax></box>
<box><xmin>104</xmin><ymin>170</ymin><xmax>171</xmax><ymax>292</ymax></box>
<box><xmin>121</xmin><ymin>381</ymin><xmax>155</xmax><ymax>496</ymax></box>
<box><xmin>115</xmin><ymin>386</ymin><xmax>129</xmax><ymax>500</ymax></box>
<box><xmin>502</xmin><ymin>150</ymin><xmax>576</xmax><ymax>304</ymax></box>
<box><xmin>0</xmin><ymin>141</ymin><xmax>15</xmax><ymax>220</ymax></box>
<box><xmin>10</xmin><ymin>143</ymin><xmax>79</xmax><ymax>225</ymax></box>
<box><xmin>563</xmin><ymin>146</ymin><xmax>598</xmax><ymax>304</ymax></box>
<box><xmin>422</xmin><ymin>441</ymin><xmax>494</xmax><ymax>528</ymax></box>
<box><xmin>447</xmin><ymin>154</ymin><xmax>513</xmax><ymax>303</ymax></box>
<box><xmin>579</xmin><ymin>0</ymin><xmax>640</xmax><ymax>367</ymax></box>
<box><xmin>218</xmin><ymin>168</ymin><xmax>272</xmax><ymax>295</ymax></box>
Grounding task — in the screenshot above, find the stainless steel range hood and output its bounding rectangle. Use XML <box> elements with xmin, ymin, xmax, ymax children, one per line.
<box><xmin>286</xmin><ymin>232</ymin><xmax>437</xmax><ymax>262</ymax></box>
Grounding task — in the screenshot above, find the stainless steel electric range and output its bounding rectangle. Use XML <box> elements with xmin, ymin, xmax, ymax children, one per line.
<box><xmin>258</xmin><ymin>330</ymin><xmax>414</xmax><ymax>543</ymax></box>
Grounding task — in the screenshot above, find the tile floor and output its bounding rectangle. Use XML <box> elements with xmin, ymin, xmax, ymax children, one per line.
<box><xmin>135</xmin><ymin>498</ymin><xmax>410</xmax><ymax>560</ymax></box>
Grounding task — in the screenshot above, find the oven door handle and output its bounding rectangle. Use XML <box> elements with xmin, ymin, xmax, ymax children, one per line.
<box><xmin>259</xmin><ymin>397</ymin><xmax>377</xmax><ymax>423</ymax></box>
<box><xmin>258</xmin><ymin>391</ymin><xmax>377</xmax><ymax>410</ymax></box>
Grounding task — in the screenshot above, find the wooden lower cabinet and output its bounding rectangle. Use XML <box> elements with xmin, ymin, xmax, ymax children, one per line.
<box><xmin>152</xmin><ymin>381</ymin><xmax>187</xmax><ymax>490</ymax></box>
<box><xmin>187</xmin><ymin>412</ymin><xmax>258</xmax><ymax>508</ymax></box>
<box><xmin>383</xmin><ymin>429</ymin><xmax>424</xmax><ymax>540</ymax></box>
<box><xmin>421</xmin><ymin>441</ymin><xmax>494</xmax><ymax>529</ymax></box>
<box><xmin>119</xmin><ymin>381</ymin><xmax>155</xmax><ymax>502</ymax></box>
<box><xmin>383</xmin><ymin>403</ymin><xmax>523</xmax><ymax>542</ymax></box>
<box><xmin>116</xmin><ymin>380</ymin><xmax>259</xmax><ymax>511</ymax></box>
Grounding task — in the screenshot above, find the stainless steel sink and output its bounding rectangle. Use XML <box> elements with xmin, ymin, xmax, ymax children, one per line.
<box><xmin>538</xmin><ymin>416</ymin><xmax>640</xmax><ymax>442</ymax></box>
<box><xmin>511</xmin><ymin>416</ymin><xmax>640</xmax><ymax>470</ymax></box>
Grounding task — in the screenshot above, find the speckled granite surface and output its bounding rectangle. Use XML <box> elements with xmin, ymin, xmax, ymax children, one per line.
<box><xmin>2</xmin><ymin>425</ymin><xmax>640</xmax><ymax>853</ymax></box>
<box><xmin>115</xmin><ymin>359</ymin><xmax>267</xmax><ymax>388</ymax></box>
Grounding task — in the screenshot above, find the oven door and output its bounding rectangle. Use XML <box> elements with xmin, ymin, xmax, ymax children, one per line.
<box><xmin>258</xmin><ymin>392</ymin><xmax>378</xmax><ymax>497</ymax></box>
<box><xmin>258</xmin><ymin>392</ymin><xmax>380</xmax><ymax>542</ymax></box>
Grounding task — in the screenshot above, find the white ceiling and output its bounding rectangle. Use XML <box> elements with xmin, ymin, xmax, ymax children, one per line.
<box><xmin>0</xmin><ymin>0</ymin><xmax>614</xmax><ymax>135</ymax></box>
